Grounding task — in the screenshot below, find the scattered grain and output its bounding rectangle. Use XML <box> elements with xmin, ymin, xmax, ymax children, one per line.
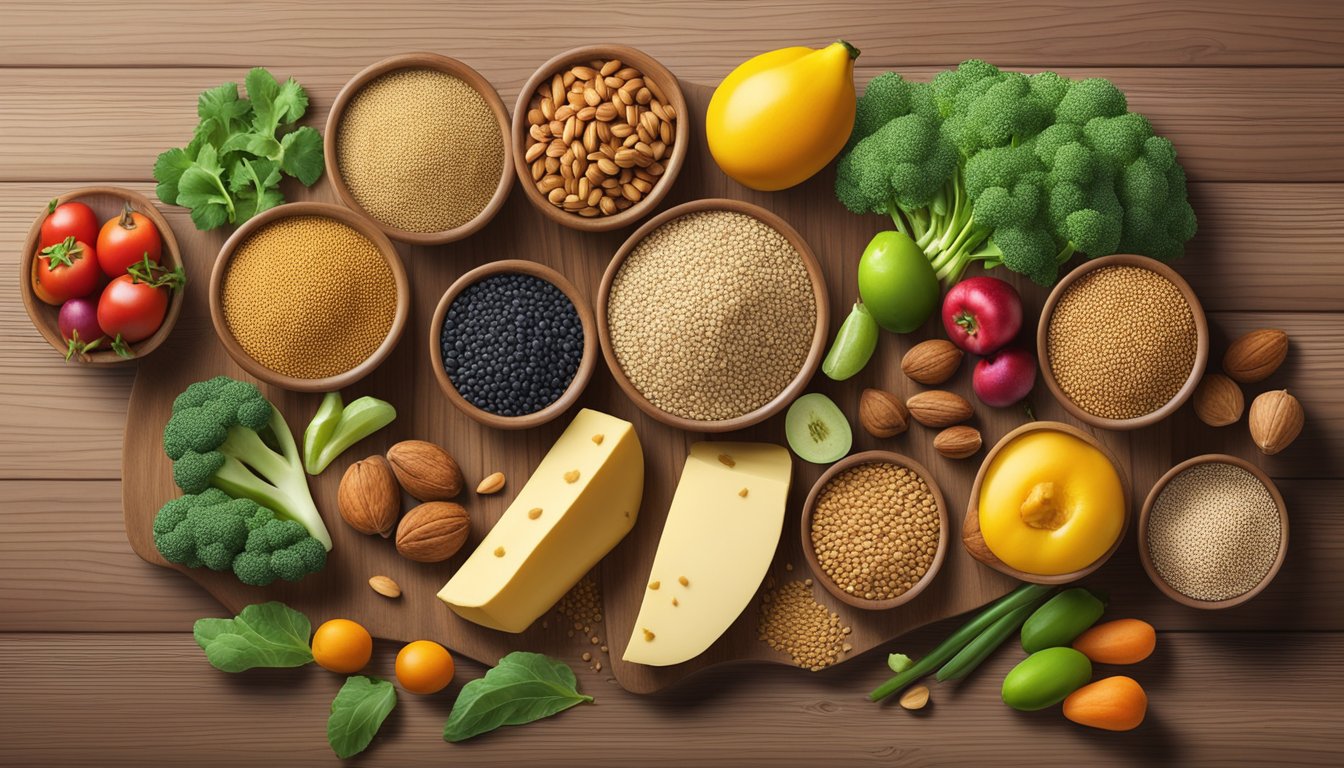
<box><xmin>758</xmin><ymin>579</ymin><xmax>853</xmax><ymax>671</ymax></box>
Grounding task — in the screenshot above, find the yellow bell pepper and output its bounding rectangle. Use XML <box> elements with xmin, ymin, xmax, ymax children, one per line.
<box><xmin>707</xmin><ymin>41</ymin><xmax>859</xmax><ymax>191</ymax></box>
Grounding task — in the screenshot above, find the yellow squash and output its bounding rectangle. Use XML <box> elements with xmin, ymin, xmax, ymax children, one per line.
<box><xmin>707</xmin><ymin>41</ymin><xmax>859</xmax><ymax>191</ymax></box>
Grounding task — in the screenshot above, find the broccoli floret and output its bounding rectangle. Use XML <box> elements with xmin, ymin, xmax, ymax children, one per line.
<box><xmin>152</xmin><ymin>488</ymin><xmax>326</xmax><ymax>586</ymax></box>
<box><xmin>163</xmin><ymin>376</ymin><xmax>332</xmax><ymax>551</ymax></box>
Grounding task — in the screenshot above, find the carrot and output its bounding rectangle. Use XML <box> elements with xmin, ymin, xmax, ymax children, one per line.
<box><xmin>1063</xmin><ymin>676</ymin><xmax>1147</xmax><ymax>731</ymax></box>
<box><xmin>1071</xmin><ymin>618</ymin><xmax>1156</xmax><ymax>665</ymax></box>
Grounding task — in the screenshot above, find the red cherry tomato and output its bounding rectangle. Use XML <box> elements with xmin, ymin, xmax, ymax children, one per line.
<box><xmin>40</xmin><ymin>199</ymin><xmax>100</xmax><ymax>250</ymax></box>
<box><xmin>30</xmin><ymin>256</ymin><xmax>61</xmax><ymax>306</ymax></box>
<box><xmin>36</xmin><ymin>238</ymin><xmax>103</xmax><ymax>303</ymax></box>
<box><xmin>95</xmin><ymin>258</ymin><xmax>186</xmax><ymax>346</ymax></box>
<box><xmin>97</xmin><ymin>205</ymin><xmax>162</xmax><ymax>277</ymax></box>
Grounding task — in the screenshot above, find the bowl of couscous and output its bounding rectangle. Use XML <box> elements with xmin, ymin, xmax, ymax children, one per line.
<box><xmin>208</xmin><ymin>202</ymin><xmax>409</xmax><ymax>392</ymax></box>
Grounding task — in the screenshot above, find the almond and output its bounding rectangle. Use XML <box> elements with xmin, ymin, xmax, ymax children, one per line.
<box><xmin>1192</xmin><ymin>373</ymin><xmax>1244</xmax><ymax>427</ymax></box>
<box><xmin>906</xmin><ymin>390</ymin><xmax>973</xmax><ymax>428</ymax></box>
<box><xmin>859</xmin><ymin>388</ymin><xmax>909</xmax><ymax>438</ymax></box>
<box><xmin>1223</xmin><ymin>329</ymin><xmax>1288</xmax><ymax>384</ymax></box>
<box><xmin>899</xmin><ymin>684</ymin><xmax>930</xmax><ymax>710</ymax></box>
<box><xmin>476</xmin><ymin>471</ymin><xmax>506</xmax><ymax>495</ymax></box>
<box><xmin>338</xmin><ymin>456</ymin><xmax>400</xmax><ymax>537</ymax></box>
<box><xmin>933</xmin><ymin>425</ymin><xmax>982</xmax><ymax>459</ymax></box>
<box><xmin>901</xmin><ymin>340</ymin><xmax>964</xmax><ymax>386</ymax></box>
<box><xmin>368</xmin><ymin>575</ymin><xmax>401</xmax><ymax>599</ymax></box>
<box><xmin>1249</xmin><ymin>389</ymin><xmax>1304</xmax><ymax>455</ymax></box>
<box><xmin>395</xmin><ymin>502</ymin><xmax>470</xmax><ymax>563</ymax></box>
<box><xmin>386</xmin><ymin>440</ymin><xmax>463</xmax><ymax>501</ymax></box>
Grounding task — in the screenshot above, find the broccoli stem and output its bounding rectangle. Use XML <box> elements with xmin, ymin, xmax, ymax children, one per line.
<box><xmin>214</xmin><ymin>412</ymin><xmax>333</xmax><ymax>551</ymax></box>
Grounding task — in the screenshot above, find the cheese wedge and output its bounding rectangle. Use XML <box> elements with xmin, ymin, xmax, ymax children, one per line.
<box><xmin>438</xmin><ymin>409</ymin><xmax>643</xmax><ymax>633</ymax></box>
<box><xmin>623</xmin><ymin>442</ymin><xmax>792</xmax><ymax>666</ymax></box>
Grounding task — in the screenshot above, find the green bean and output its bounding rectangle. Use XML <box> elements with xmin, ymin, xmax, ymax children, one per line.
<box><xmin>869</xmin><ymin>583</ymin><xmax>1053</xmax><ymax>702</ymax></box>
<box><xmin>935</xmin><ymin>590</ymin><xmax>1052</xmax><ymax>682</ymax></box>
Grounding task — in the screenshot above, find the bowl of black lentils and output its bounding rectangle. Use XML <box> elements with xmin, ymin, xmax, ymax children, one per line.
<box><xmin>430</xmin><ymin>259</ymin><xmax>596</xmax><ymax>429</ymax></box>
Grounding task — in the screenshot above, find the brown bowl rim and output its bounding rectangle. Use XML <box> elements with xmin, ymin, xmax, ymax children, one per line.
<box><xmin>1036</xmin><ymin>254</ymin><xmax>1209</xmax><ymax>431</ymax></box>
<box><xmin>19</xmin><ymin>186</ymin><xmax>186</xmax><ymax>365</ymax></box>
<box><xmin>208</xmin><ymin>201</ymin><xmax>410</xmax><ymax>392</ymax></box>
<box><xmin>323</xmin><ymin>52</ymin><xmax>514</xmax><ymax>245</ymax></box>
<box><xmin>428</xmin><ymin>259</ymin><xmax>597</xmax><ymax>430</ymax></box>
<box><xmin>595</xmin><ymin>198</ymin><xmax>830</xmax><ymax>433</ymax></box>
<box><xmin>800</xmin><ymin>450</ymin><xmax>950</xmax><ymax>610</ymax></box>
<box><xmin>963</xmin><ymin>420</ymin><xmax>1132</xmax><ymax>585</ymax></box>
<box><xmin>510</xmin><ymin>44</ymin><xmax>689</xmax><ymax>233</ymax></box>
<box><xmin>1137</xmin><ymin>453</ymin><xmax>1288</xmax><ymax>610</ymax></box>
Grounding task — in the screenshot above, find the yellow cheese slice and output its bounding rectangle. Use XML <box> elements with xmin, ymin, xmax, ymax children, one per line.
<box><xmin>438</xmin><ymin>409</ymin><xmax>643</xmax><ymax>633</ymax></box>
<box><xmin>623</xmin><ymin>442</ymin><xmax>792</xmax><ymax>666</ymax></box>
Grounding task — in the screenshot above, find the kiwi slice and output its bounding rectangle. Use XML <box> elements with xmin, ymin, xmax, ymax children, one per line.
<box><xmin>785</xmin><ymin>393</ymin><xmax>853</xmax><ymax>464</ymax></box>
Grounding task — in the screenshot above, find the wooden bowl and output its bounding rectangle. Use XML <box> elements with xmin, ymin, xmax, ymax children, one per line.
<box><xmin>209</xmin><ymin>202</ymin><xmax>409</xmax><ymax>393</ymax></box>
<box><xmin>324</xmin><ymin>52</ymin><xmax>514</xmax><ymax>245</ymax></box>
<box><xmin>19</xmin><ymin>186</ymin><xmax>185</xmax><ymax>364</ymax></box>
<box><xmin>1036</xmin><ymin>254</ymin><xmax>1209</xmax><ymax>431</ymax></box>
<box><xmin>801</xmin><ymin>451</ymin><xmax>949</xmax><ymax>610</ymax></box>
<box><xmin>1138</xmin><ymin>453</ymin><xmax>1288</xmax><ymax>610</ymax></box>
<box><xmin>596</xmin><ymin>198</ymin><xmax>830</xmax><ymax>433</ymax></box>
<box><xmin>511</xmin><ymin>45</ymin><xmax>689</xmax><ymax>232</ymax></box>
<box><xmin>963</xmin><ymin>421</ymin><xmax>1131</xmax><ymax>585</ymax></box>
<box><xmin>428</xmin><ymin>259</ymin><xmax>597</xmax><ymax>430</ymax></box>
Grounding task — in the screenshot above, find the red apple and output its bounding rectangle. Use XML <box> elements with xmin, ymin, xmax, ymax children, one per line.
<box><xmin>941</xmin><ymin>276</ymin><xmax>1023</xmax><ymax>355</ymax></box>
<box><xmin>974</xmin><ymin>347</ymin><xmax>1037</xmax><ymax>407</ymax></box>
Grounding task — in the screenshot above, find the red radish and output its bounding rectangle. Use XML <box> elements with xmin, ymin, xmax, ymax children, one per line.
<box><xmin>942</xmin><ymin>276</ymin><xmax>1023</xmax><ymax>355</ymax></box>
<box><xmin>40</xmin><ymin>199</ymin><xmax>100</xmax><ymax>250</ymax></box>
<box><xmin>974</xmin><ymin>346</ymin><xmax>1037</xmax><ymax>407</ymax></box>
<box><xmin>58</xmin><ymin>296</ymin><xmax>106</xmax><ymax>360</ymax></box>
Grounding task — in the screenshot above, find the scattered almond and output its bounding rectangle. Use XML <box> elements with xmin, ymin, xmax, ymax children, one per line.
<box><xmin>905</xmin><ymin>390</ymin><xmax>973</xmax><ymax>428</ymax></box>
<box><xmin>1192</xmin><ymin>373</ymin><xmax>1244</xmax><ymax>427</ymax></box>
<box><xmin>899</xmin><ymin>684</ymin><xmax>930</xmax><ymax>710</ymax></box>
<box><xmin>1223</xmin><ymin>329</ymin><xmax>1288</xmax><ymax>384</ymax></box>
<box><xmin>395</xmin><ymin>501</ymin><xmax>470</xmax><ymax>563</ymax></box>
<box><xmin>368</xmin><ymin>575</ymin><xmax>401</xmax><ymax>599</ymax></box>
<box><xmin>476</xmin><ymin>471</ymin><xmax>506</xmax><ymax>495</ymax></box>
<box><xmin>1249</xmin><ymin>389</ymin><xmax>1304</xmax><ymax>455</ymax></box>
<box><xmin>338</xmin><ymin>456</ymin><xmax>400</xmax><ymax>537</ymax></box>
<box><xmin>901</xmin><ymin>340</ymin><xmax>963</xmax><ymax>385</ymax></box>
<box><xmin>387</xmin><ymin>440</ymin><xmax>464</xmax><ymax>501</ymax></box>
<box><xmin>933</xmin><ymin>425</ymin><xmax>982</xmax><ymax>459</ymax></box>
<box><xmin>859</xmin><ymin>388</ymin><xmax>910</xmax><ymax>438</ymax></box>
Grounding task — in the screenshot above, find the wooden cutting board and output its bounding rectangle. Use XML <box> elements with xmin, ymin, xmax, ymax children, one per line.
<box><xmin>123</xmin><ymin>81</ymin><xmax>1131</xmax><ymax>693</ymax></box>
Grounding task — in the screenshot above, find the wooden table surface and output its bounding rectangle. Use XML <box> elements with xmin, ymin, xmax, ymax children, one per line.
<box><xmin>2</xmin><ymin>1</ymin><xmax>1342</xmax><ymax>765</ymax></box>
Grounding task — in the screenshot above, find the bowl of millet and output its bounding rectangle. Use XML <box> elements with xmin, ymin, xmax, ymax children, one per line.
<box><xmin>1037</xmin><ymin>253</ymin><xmax>1209</xmax><ymax>430</ymax></box>
<box><xmin>429</xmin><ymin>259</ymin><xmax>596</xmax><ymax>430</ymax></box>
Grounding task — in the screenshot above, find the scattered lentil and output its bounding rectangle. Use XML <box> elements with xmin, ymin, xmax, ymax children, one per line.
<box><xmin>337</xmin><ymin>68</ymin><xmax>503</xmax><ymax>233</ymax></box>
<box><xmin>221</xmin><ymin>215</ymin><xmax>395</xmax><ymax>379</ymax></box>
<box><xmin>1147</xmin><ymin>462</ymin><xmax>1282</xmax><ymax>602</ymax></box>
<box><xmin>1048</xmin><ymin>265</ymin><xmax>1197</xmax><ymax>419</ymax></box>
<box><xmin>556</xmin><ymin>573</ymin><xmax>608</xmax><ymax>671</ymax></box>
<box><xmin>810</xmin><ymin>462</ymin><xmax>940</xmax><ymax>602</ymax></box>
<box><xmin>758</xmin><ymin>579</ymin><xmax>853</xmax><ymax>671</ymax></box>
<box><xmin>607</xmin><ymin>210</ymin><xmax>816</xmax><ymax>421</ymax></box>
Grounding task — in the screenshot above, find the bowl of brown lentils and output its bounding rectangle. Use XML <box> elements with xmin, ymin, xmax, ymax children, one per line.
<box><xmin>800</xmin><ymin>451</ymin><xmax>949</xmax><ymax>610</ymax></box>
<box><xmin>1037</xmin><ymin>253</ymin><xmax>1209</xmax><ymax>431</ymax></box>
<box><xmin>512</xmin><ymin>45</ymin><xmax>689</xmax><ymax>232</ymax></box>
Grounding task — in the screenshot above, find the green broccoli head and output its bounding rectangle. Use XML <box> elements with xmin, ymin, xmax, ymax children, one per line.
<box><xmin>233</xmin><ymin>519</ymin><xmax>327</xmax><ymax>586</ymax></box>
<box><xmin>1055</xmin><ymin>78</ymin><xmax>1129</xmax><ymax>125</ymax></box>
<box><xmin>987</xmin><ymin>227</ymin><xmax>1062</xmax><ymax>286</ymax></box>
<box><xmin>1118</xmin><ymin>137</ymin><xmax>1198</xmax><ymax>260</ymax></box>
<box><xmin>836</xmin><ymin>113</ymin><xmax>959</xmax><ymax>214</ymax></box>
<box><xmin>848</xmin><ymin>72</ymin><xmax>939</xmax><ymax>150</ymax></box>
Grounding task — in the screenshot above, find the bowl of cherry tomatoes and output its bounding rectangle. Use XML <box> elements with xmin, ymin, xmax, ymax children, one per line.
<box><xmin>20</xmin><ymin>186</ymin><xmax>186</xmax><ymax>363</ymax></box>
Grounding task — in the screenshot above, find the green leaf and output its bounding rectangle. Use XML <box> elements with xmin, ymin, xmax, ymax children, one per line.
<box><xmin>328</xmin><ymin>676</ymin><xmax>397</xmax><ymax>759</ymax></box>
<box><xmin>219</xmin><ymin>130</ymin><xmax>282</xmax><ymax>160</ymax></box>
<box><xmin>175</xmin><ymin>143</ymin><xmax>236</xmax><ymax>230</ymax></box>
<box><xmin>230</xmin><ymin>157</ymin><xmax>285</xmax><ymax>222</ymax></box>
<box><xmin>274</xmin><ymin>77</ymin><xmax>310</xmax><ymax>126</ymax></box>
<box><xmin>193</xmin><ymin>601</ymin><xmax>313</xmax><ymax>673</ymax></box>
<box><xmin>279</xmin><ymin>126</ymin><xmax>324</xmax><ymax>186</ymax></box>
<box><xmin>153</xmin><ymin>146</ymin><xmax>195</xmax><ymax>206</ymax></box>
<box><xmin>443</xmin><ymin>652</ymin><xmax>592</xmax><ymax>742</ymax></box>
<box><xmin>197</xmin><ymin>81</ymin><xmax>250</xmax><ymax>128</ymax></box>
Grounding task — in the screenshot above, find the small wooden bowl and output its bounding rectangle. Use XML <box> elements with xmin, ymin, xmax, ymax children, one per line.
<box><xmin>428</xmin><ymin>259</ymin><xmax>597</xmax><ymax>430</ymax></box>
<box><xmin>596</xmin><ymin>198</ymin><xmax>830</xmax><ymax>433</ymax></box>
<box><xmin>19</xmin><ymin>186</ymin><xmax>185</xmax><ymax>364</ymax></box>
<box><xmin>1037</xmin><ymin>254</ymin><xmax>1209</xmax><ymax>431</ymax></box>
<box><xmin>324</xmin><ymin>52</ymin><xmax>514</xmax><ymax>245</ymax></box>
<box><xmin>511</xmin><ymin>45</ymin><xmax>689</xmax><ymax>232</ymax></box>
<box><xmin>801</xmin><ymin>451</ymin><xmax>949</xmax><ymax>610</ymax></box>
<box><xmin>1138</xmin><ymin>454</ymin><xmax>1288</xmax><ymax>610</ymax></box>
<box><xmin>209</xmin><ymin>202</ymin><xmax>409</xmax><ymax>393</ymax></box>
<box><xmin>963</xmin><ymin>421</ymin><xmax>1131</xmax><ymax>585</ymax></box>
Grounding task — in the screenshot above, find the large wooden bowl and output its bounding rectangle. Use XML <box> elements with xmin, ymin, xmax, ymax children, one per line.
<box><xmin>511</xmin><ymin>44</ymin><xmax>689</xmax><ymax>233</ymax></box>
<box><xmin>1138</xmin><ymin>453</ymin><xmax>1288</xmax><ymax>610</ymax></box>
<box><xmin>324</xmin><ymin>52</ymin><xmax>514</xmax><ymax>245</ymax></box>
<box><xmin>596</xmin><ymin>198</ymin><xmax>830</xmax><ymax>433</ymax></box>
<box><xmin>963</xmin><ymin>421</ymin><xmax>1132</xmax><ymax>585</ymax></box>
<box><xmin>208</xmin><ymin>202</ymin><xmax>409</xmax><ymax>393</ymax></box>
<box><xmin>19</xmin><ymin>186</ymin><xmax>185</xmax><ymax>364</ymax></box>
<box><xmin>800</xmin><ymin>451</ymin><xmax>949</xmax><ymax>610</ymax></box>
<box><xmin>1037</xmin><ymin>253</ymin><xmax>1209</xmax><ymax>431</ymax></box>
<box><xmin>428</xmin><ymin>259</ymin><xmax>597</xmax><ymax>430</ymax></box>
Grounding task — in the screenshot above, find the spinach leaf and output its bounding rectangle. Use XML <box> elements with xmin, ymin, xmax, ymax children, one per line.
<box><xmin>193</xmin><ymin>601</ymin><xmax>313</xmax><ymax>673</ymax></box>
<box><xmin>328</xmin><ymin>676</ymin><xmax>397</xmax><ymax>759</ymax></box>
<box><xmin>442</xmin><ymin>652</ymin><xmax>593</xmax><ymax>742</ymax></box>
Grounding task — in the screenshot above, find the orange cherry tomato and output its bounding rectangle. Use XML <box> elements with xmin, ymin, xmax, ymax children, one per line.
<box><xmin>311</xmin><ymin>619</ymin><xmax>372</xmax><ymax>674</ymax></box>
<box><xmin>97</xmin><ymin>204</ymin><xmax>162</xmax><ymax>277</ymax></box>
<box><xmin>395</xmin><ymin>640</ymin><xmax>454</xmax><ymax>694</ymax></box>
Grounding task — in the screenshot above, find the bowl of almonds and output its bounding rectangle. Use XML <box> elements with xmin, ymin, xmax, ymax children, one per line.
<box><xmin>512</xmin><ymin>45</ymin><xmax>689</xmax><ymax>232</ymax></box>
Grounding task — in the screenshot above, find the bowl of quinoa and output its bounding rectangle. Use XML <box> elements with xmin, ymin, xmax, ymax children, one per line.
<box><xmin>1038</xmin><ymin>254</ymin><xmax>1208</xmax><ymax>430</ymax></box>
<box><xmin>597</xmin><ymin>199</ymin><xmax>829</xmax><ymax>432</ymax></box>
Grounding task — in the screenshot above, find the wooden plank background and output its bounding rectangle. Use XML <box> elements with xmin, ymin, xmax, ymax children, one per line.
<box><xmin>1</xmin><ymin>1</ymin><xmax>1341</xmax><ymax>765</ymax></box>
